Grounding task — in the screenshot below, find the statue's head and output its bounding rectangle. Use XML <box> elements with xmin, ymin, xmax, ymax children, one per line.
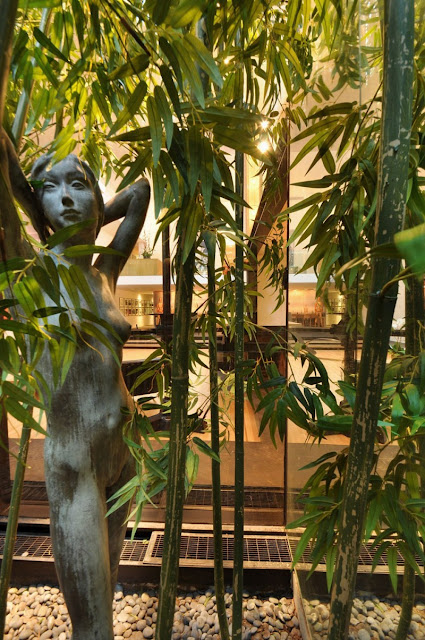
<box><xmin>31</xmin><ymin>154</ymin><xmax>105</xmax><ymax>241</ymax></box>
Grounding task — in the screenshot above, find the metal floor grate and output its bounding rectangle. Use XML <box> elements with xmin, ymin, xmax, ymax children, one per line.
<box><xmin>185</xmin><ymin>486</ymin><xmax>284</xmax><ymax>509</ymax></box>
<box><xmin>0</xmin><ymin>535</ymin><xmax>53</xmax><ymax>559</ymax></box>
<box><xmin>0</xmin><ymin>535</ymin><xmax>148</xmax><ymax>564</ymax></box>
<box><xmin>144</xmin><ymin>532</ymin><xmax>291</xmax><ymax>569</ymax></box>
<box><xmin>287</xmin><ymin>534</ymin><xmax>424</xmax><ymax>574</ymax></box>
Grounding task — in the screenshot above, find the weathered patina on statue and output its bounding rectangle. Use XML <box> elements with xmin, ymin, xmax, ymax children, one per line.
<box><xmin>2</xmin><ymin>130</ymin><xmax>150</xmax><ymax>640</ymax></box>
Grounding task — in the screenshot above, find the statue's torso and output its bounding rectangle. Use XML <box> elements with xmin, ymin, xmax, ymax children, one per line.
<box><xmin>38</xmin><ymin>263</ymin><xmax>133</xmax><ymax>486</ymax></box>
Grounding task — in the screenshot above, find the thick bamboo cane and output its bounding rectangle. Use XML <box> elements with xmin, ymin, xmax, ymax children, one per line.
<box><xmin>328</xmin><ymin>2</ymin><xmax>414</xmax><ymax>638</ymax></box>
<box><xmin>156</xmin><ymin>233</ymin><xmax>196</xmax><ymax>639</ymax></box>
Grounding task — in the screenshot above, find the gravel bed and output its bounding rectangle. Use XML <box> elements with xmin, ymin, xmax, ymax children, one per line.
<box><xmin>3</xmin><ymin>584</ymin><xmax>302</xmax><ymax>640</ymax></box>
<box><xmin>304</xmin><ymin>593</ymin><xmax>425</xmax><ymax>640</ymax></box>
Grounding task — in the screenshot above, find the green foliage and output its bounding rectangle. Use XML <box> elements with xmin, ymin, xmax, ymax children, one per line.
<box><xmin>287</xmin><ymin>345</ymin><xmax>425</xmax><ymax>593</ymax></box>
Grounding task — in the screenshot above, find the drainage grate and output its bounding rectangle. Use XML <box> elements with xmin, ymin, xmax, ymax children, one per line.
<box><xmin>185</xmin><ymin>486</ymin><xmax>284</xmax><ymax>509</ymax></box>
<box><xmin>120</xmin><ymin>540</ymin><xmax>149</xmax><ymax>563</ymax></box>
<box><xmin>287</xmin><ymin>534</ymin><xmax>423</xmax><ymax>574</ymax></box>
<box><xmin>144</xmin><ymin>532</ymin><xmax>291</xmax><ymax>569</ymax></box>
<box><xmin>0</xmin><ymin>534</ymin><xmax>148</xmax><ymax>564</ymax></box>
<box><xmin>0</xmin><ymin>535</ymin><xmax>53</xmax><ymax>559</ymax></box>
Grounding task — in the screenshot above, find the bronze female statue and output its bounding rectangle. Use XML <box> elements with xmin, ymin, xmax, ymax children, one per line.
<box><xmin>2</xmin><ymin>130</ymin><xmax>150</xmax><ymax>640</ymax></box>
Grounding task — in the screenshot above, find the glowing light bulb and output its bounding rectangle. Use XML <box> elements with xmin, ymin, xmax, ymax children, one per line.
<box><xmin>261</xmin><ymin>120</ymin><xmax>269</xmax><ymax>130</ymax></box>
<box><xmin>224</xmin><ymin>57</ymin><xmax>232</xmax><ymax>65</ymax></box>
<box><xmin>257</xmin><ymin>140</ymin><xmax>270</xmax><ymax>153</ymax></box>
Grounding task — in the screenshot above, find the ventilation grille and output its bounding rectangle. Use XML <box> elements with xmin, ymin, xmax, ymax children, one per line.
<box><xmin>144</xmin><ymin>532</ymin><xmax>291</xmax><ymax>569</ymax></box>
<box><xmin>13</xmin><ymin>483</ymin><xmax>284</xmax><ymax>510</ymax></box>
<box><xmin>21</xmin><ymin>482</ymin><xmax>48</xmax><ymax>503</ymax></box>
<box><xmin>185</xmin><ymin>486</ymin><xmax>284</xmax><ymax>509</ymax></box>
<box><xmin>0</xmin><ymin>535</ymin><xmax>148</xmax><ymax>564</ymax></box>
<box><xmin>287</xmin><ymin>534</ymin><xmax>424</xmax><ymax>574</ymax></box>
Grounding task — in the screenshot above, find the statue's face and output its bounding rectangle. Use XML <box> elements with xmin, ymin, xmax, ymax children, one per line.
<box><xmin>41</xmin><ymin>156</ymin><xmax>99</xmax><ymax>235</ymax></box>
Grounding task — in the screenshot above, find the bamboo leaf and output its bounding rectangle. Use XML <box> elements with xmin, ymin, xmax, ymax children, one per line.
<box><xmin>0</xmin><ymin>319</ymin><xmax>41</xmax><ymax>337</ymax></box>
<box><xmin>154</xmin><ymin>85</ymin><xmax>173</xmax><ymax>149</ymax></box>
<box><xmin>167</xmin><ymin>0</ymin><xmax>206</xmax><ymax>27</ymax></box>
<box><xmin>200</xmin><ymin>137</ymin><xmax>214</xmax><ymax>213</ymax></box>
<box><xmin>58</xmin><ymin>335</ymin><xmax>77</xmax><ymax>385</ymax></box>
<box><xmin>187</xmin><ymin>127</ymin><xmax>202</xmax><ymax>196</ymax></box>
<box><xmin>79</xmin><ymin>321</ymin><xmax>121</xmax><ymax>366</ymax></box>
<box><xmin>291</xmin><ymin>523</ymin><xmax>317</xmax><ymax>566</ymax></box>
<box><xmin>308</xmin><ymin>124</ymin><xmax>345</xmax><ymax>172</ymax></box>
<box><xmin>386</xmin><ymin>546</ymin><xmax>398</xmax><ymax>594</ymax></box>
<box><xmin>160</xmin><ymin>64</ymin><xmax>182</xmax><ymax>120</ymax></box>
<box><xmin>308</xmin><ymin>103</ymin><xmax>357</xmax><ymax>119</ymax></box>
<box><xmin>147</xmin><ymin>95</ymin><xmax>163</xmax><ymax>168</ymax></box>
<box><xmin>173</xmin><ymin>38</ymin><xmax>205</xmax><ymax>108</ymax></box>
<box><xmin>159</xmin><ymin>151</ymin><xmax>179</xmax><ymax>202</ymax></box>
<box><xmin>181</xmin><ymin>200</ymin><xmax>203</xmax><ymax>264</ymax></box>
<box><xmin>152</xmin><ymin>164</ymin><xmax>166</xmax><ymax>218</ymax></box>
<box><xmin>33</xmin><ymin>27</ymin><xmax>69</xmax><ymax>63</ymax></box>
<box><xmin>108</xmin><ymin>53</ymin><xmax>150</xmax><ymax>80</ymax></box>
<box><xmin>300</xmin><ymin>452</ymin><xmax>338</xmax><ymax>471</ymax></box>
<box><xmin>108</xmin><ymin>81</ymin><xmax>147</xmax><ymax>137</ymax></box>
<box><xmin>21</xmin><ymin>0</ymin><xmax>61</xmax><ymax>6</ymax></box>
<box><xmin>280</xmin><ymin>41</ymin><xmax>306</xmax><ymax>87</ymax></box>
<box><xmin>2</xmin><ymin>381</ymin><xmax>45</xmax><ymax>410</ymax></box>
<box><xmin>213</xmin><ymin>125</ymin><xmax>272</xmax><ymax>163</ymax></box>
<box><xmin>118</xmin><ymin>148</ymin><xmax>152</xmax><ymax>191</ymax></box>
<box><xmin>276</xmin><ymin>398</ymin><xmax>287</xmax><ymax>440</ymax></box>
<box><xmin>153</xmin><ymin>0</ymin><xmax>173</xmax><ymax>24</ymax></box>
<box><xmin>290</xmin><ymin>129</ymin><xmax>330</xmax><ymax>170</ymax></box>
<box><xmin>42</xmin><ymin>255</ymin><xmax>60</xmax><ymax>291</ymax></box>
<box><xmin>33</xmin><ymin>48</ymin><xmax>59</xmax><ymax>88</ymax></box>
<box><xmin>57</xmin><ymin>264</ymin><xmax>80</xmax><ymax>312</ymax></box>
<box><xmin>144</xmin><ymin>452</ymin><xmax>168</xmax><ymax>480</ymax></box>
<box><xmin>32</xmin><ymin>306</ymin><xmax>66</xmax><ymax>318</ymax></box>
<box><xmin>110</xmin><ymin>126</ymin><xmax>151</xmax><ymax>143</ymax></box>
<box><xmin>63</xmin><ymin>245</ymin><xmax>124</xmax><ymax>258</ymax></box>
<box><xmin>159</xmin><ymin>38</ymin><xmax>183</xmax><ymax>93</ymax></box>
<box><xmin>326</xmin><ymin>545</ymin><xmax>338</xmax><ymax>591</ymax></box>
<box><xmin>4</xmin><ymin>397</ymin><xmax>47</xmax><ymax>436</ymax></box>
<box><xmin>184</xmin><ymin>33</ymin><xmax>223</xmax><ymax>88</ymax></box>
<box><xmin>32</xmin><ymin>265</ymin><xmax>60</xmax><ymax>305</ymax></box>
<box><xmin>395</xmin><ymin>223</ymin><xmax>425</xmax><ymax>277</ymax></box>
<box><xmin>192</xmin><ymin>437</ymin><xmax>220</xmax><ymax>462</ymax></box>
<box><xmin>68</xmin><ymin>265</ymin><xmax>97</xmax><ymax>314</ymax></box>
<box><xmin>47</xmin><ymin>220</ymin><xmax>95</xmax><ymax>249</ymax></box>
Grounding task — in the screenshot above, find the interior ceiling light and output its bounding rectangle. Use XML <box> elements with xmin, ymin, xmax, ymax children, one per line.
<box><xmin>224</xmin><ymin>57</ymin><xmax>232</xmax><ymax>64</ymax></box>
<box><xmin>261</xmin><ymin>120</ymin><xmax>269</xmax><ymax>130</ymax></box>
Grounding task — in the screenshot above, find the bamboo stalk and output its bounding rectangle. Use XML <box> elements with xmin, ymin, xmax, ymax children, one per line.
<box><xmin>395</xmin><ymin>563</ymin><xmax>415</xmax><ymax>640</ymax></box>
<box><xmin>0</xmin><ymin>3</ymin><xmax>27</xmax><ymax>633</ymax></box>
<box><xmin>327</xmin><ymin>2</ymin><xmax>414</xmax><ymax>638</ymax></box>
<box><xmin>232</xmin><ymin>149</ymin><xmax>244</xmax><ymax>640</ymax></box>
<box><xmin>0</xmin><ymin>423</ymin><xmax>31</xmax><ymax>633</ymax></box>
<box><xmin>207</xmin><ymin>238</ymin><xmax>231</xmax><ymax>640</ymax></box>
<box><xmin>156</xmin><ymin>235</ymin><xmax>196</xmax><ymax>640</ymax></box>
<box><xmin>11</xmin><ymin>8</ymin><xmax>52</xmax><ymax>148</ymax></box>
<box><xmin>0</xmin><ymin>0</ymin><xmax>18</xmax><ymax>123</ymax></box>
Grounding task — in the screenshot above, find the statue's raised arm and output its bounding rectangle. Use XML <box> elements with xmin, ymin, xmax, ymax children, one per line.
<box><xmin>0</xmin><ymin>128</ymin><xmax>46</xmax><ymax>258</ymax></box>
